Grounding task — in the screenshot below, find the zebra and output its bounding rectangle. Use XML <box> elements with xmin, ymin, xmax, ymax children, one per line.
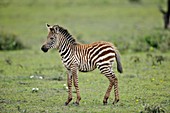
<box><xmin>41</xmin><ymin>24</ymin><xmax>123</xmax><ymax>106</ymax></box>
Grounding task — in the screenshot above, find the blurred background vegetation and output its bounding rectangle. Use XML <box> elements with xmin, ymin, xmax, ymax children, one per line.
<box><xmin>0</xmin><ymin>31</ymin><xmax>25</xmax><ymax>50</ymax></box>
<box><xmin>0</xmin><ymin>0</ymin><xmax>169</xmax><ymax>53</ymax></box>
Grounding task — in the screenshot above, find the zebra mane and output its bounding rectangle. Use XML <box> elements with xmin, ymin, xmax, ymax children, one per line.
<box><xmin>53</xmin><ymin>25</ymin><xmax>77</xmax><ymax>44</ymax></box>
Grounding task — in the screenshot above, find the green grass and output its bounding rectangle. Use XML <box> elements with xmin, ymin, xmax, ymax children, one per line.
<box><xmin>0</xmin><ymin>0</ymin><xmax>170</xmax><ymax>112</ymax></box>
<box><xmin>0</xmin><ymin>51</ymin><xmax>169</xmax><ymax>112</ymax></box>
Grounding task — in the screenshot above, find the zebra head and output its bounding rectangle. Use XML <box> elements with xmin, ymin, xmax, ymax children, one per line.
<box><xmin>41</xmin><ymin>24</ymin><xmax>60</xmax><ymax>52</ymax></box>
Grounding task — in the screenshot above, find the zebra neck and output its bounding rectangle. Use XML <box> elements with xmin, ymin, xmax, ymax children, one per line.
<box><xmin>58</xmin><ymin>41</ymin><xmax>72</xmax><ymax>58</ymax></box>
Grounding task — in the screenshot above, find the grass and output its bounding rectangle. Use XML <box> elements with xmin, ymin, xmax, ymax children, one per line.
<box><xmin>0</xmin><ymin>0</ymin><xmax>170</xmax><ymax>112</ymax></box>
<box><xmin>0</xmin><ymin>51</ymin><xmax>169</xmax><ymax>112</ymax></box>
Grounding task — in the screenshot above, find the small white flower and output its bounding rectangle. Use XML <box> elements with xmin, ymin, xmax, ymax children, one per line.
<box><xmin>32</xmin><ymin>87</ymin><xmax>39</xmax><ymax>92</ymax></box>
<box><xmin>30</xmin><ymin>75</ymin><xmax>34</xmax><ymax>78</ymax></box>
<box><xmin>39</xmin><ymin>76</ymin><xmax>43</xmax><ymax>79</ymax></box>
<box><xmin>63</xmin><ymin>84</ymin><xmax>67</xmax><ymax>87</ymax></box>
<box><xmin>65</xmin><ymin>86</ymin><xmax>68</xmax><ymax>90</ymax></box>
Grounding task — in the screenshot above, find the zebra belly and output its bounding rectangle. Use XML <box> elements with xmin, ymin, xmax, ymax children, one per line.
<box><xmin>78</xmin><ymin>63</ymin><xmax>96</xmax><ymax>72</ymax></box>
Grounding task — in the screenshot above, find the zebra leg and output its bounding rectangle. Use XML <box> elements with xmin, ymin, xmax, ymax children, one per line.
<box><xmin>103</xmin><ymin>74</ymin><xmax>119</xmax><ymax>105</ymax></box>
<box><xmin>103</xmin><ymin>76</ymin><xmax>114</xmax><ymax>105</ymax></box>
<box><xmin>72</xmin><ymin>69</ymin><xmax>81</xmax><ymax>105</ymax></box>
<box><xmin>65</xmin><ymin>72</ymin><xmax>72</xmax><ymax>106</ymax></box>
<box><xmin>112</xmin><ymin>76</ymin><xmax>119</xmax><ymax>104</ymax></box>
<box><xmin>98</xmin><ymin>63</ymin><xmax>115</xmax><ymax>105</ymax></box>
<box><xmin>98</xmin><ymin>63</ymin><xmax>119</xmax><ymax>105</ymax></box>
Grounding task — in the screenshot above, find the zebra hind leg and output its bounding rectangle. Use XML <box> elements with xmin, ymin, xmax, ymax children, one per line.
<box><xmin>112</xmin><ymin>76</ymin><xmax>119</xmax><ymax>104</ymax></box>
<box><xmin>103</xmin><ymin>73</ymin><xmax>119</xmax><ymax>105</ymax></box>
<box><xmin>98</xmin><ymin>63</ymin><xmax>119</xmax><ymax>105</ymax></box>
<box><xmin>103</xmin><ymin>75</ymin><xmax>114</xmax><ymax>105</ymax></box>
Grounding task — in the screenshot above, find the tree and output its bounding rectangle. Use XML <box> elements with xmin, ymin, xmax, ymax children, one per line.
<box><xmin>160</xmin><ymin>0</ymin><xmax>170</xmax><ymax>29</ymax></box>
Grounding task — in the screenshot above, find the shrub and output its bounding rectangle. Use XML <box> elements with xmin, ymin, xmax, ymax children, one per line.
<box><xmin>129</xmin><ymin>0</ymin><xmax>141</xmax><ymax>3</ymax></box>
<box><xmin>132</xmin><ymin>30</ymin><xmax>170</xmax><ymax>52</ymax></box>
<box><xmin>131</xmin><ymin>37</ymin><xmax>149</xmax><ymax>52</ymax></box>
<box><xmin>140</xmin><ymin>104</ymin><xmax>166</xmax><ymax>113</ymax></box>
<box><xmin>113</xmin><ymin>36</ymin><xmax>131</xmax><ymax>53</ymax></box>
<box><xmin>146</xmin><ymin>31</ymin><xmax>170</xmax><ymax>52</ymax></box>
<box><xmin>0</xmin><ymin>31</ymin><xmax>25</xmax><ymax>50</ymax></box>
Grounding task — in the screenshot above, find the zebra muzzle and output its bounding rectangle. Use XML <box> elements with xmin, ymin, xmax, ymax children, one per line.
<box><xmin>41</xmin><ymin>45</ymin><xmax>49</xmax><ymax>52</ymax></box>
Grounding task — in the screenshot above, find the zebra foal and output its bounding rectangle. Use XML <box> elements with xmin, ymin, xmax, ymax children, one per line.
<box><xmin>41</xmin><ymin>24</ymin><xmax>123</xmax><ymax>106</ymax></box>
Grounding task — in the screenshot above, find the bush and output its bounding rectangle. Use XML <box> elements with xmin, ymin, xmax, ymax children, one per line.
<box><xmin>131</xmin><ymin>37</ymin><xmax>149</xmax><ymax>52</ymax></box>
<box><xmin>0</xmin><ymin>31</ymin><xmax>25</xmax><ymax>50</ymax></box>
<box><xmin>132</xmin><ymin>31</ymin><xmax>170</xmax><ymax>52</ymax></box>
<box><xmin>129</xmin><ymin>0</ymin><xmax>141</xmax><ymax>3</ymax></box>
<box><xmin>140</xmin><ymin>104</ymin><xmax>166</xmax><ymax>113</ymax></box>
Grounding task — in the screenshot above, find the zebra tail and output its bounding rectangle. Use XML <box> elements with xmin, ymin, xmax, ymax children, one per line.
<box><xmin>115</xmin><ymin>50</ymin><xmax>123</xmax><ymax>73</ymax></box>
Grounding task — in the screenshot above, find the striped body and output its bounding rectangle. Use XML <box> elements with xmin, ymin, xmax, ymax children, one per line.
<box><xmin>61</xmin><ymin>41</ymin><xmax>116</xmax><ymax>75</ymax></box>
<box><xmin>41</xmin><ymin>24</ymin><xmax>123</xmax><ymax>105</ymax></box>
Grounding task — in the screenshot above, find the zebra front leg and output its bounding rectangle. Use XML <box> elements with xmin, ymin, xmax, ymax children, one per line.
<box><xmin>65</xmin><ymin>72</ymin><xmax>72</xmax><ymax>106</ymax></box>
<box><xmin>72</xmin><ymin>68</ymin><xmax>81</xmax><ymax>105</ymax></box>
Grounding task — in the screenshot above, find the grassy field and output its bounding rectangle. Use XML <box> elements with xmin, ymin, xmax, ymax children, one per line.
<box><xmin>0</xmin><ymin>0</ymin><xmax>170</xmax><ymax>113</ymax></box>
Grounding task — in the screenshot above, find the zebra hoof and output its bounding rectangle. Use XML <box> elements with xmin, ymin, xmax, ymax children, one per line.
<box><xmin>103</xmin><ymin>102</ymin><xmax>107</xmax><ymax>105</ymax></box>
<box><xmin>103</xmin><ymin>99</ymin><xmax>108</xmax><ymax>105</ymax></box>
<box><xmin>112</xmin><ymin>99</ymin><xmax>119</xmax><ymax>105</ymax></box>
<box><xmin>73</xmin><ymin>102</ymin><xmax>79</xmax><ymax>106</ymax></box>
<box><xmin>65</xmin><ymin>102</ymin><xmax>69</xmax><ymax>106</ymax></box>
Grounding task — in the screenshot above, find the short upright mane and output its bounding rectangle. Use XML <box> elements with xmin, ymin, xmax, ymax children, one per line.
<box><xmin>54</xmin><ymin>25</ymin><xmax>77</xmax><ymax>44</ymax></box>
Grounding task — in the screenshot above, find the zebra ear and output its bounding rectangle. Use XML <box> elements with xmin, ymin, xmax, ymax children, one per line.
<box><xmin>46</xmin><ymin>23</ymin><xmax>54</xmax><ymax>32</ymax></box>
<box><xmin>46</xmin><ymin>23</ymin><xmax>51</xmax><ymax>28</ymax></box>
<box><xmin>54</xmin><ymin>25</ymin><xmax>60</xmax><ymax>34</ymax></box>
